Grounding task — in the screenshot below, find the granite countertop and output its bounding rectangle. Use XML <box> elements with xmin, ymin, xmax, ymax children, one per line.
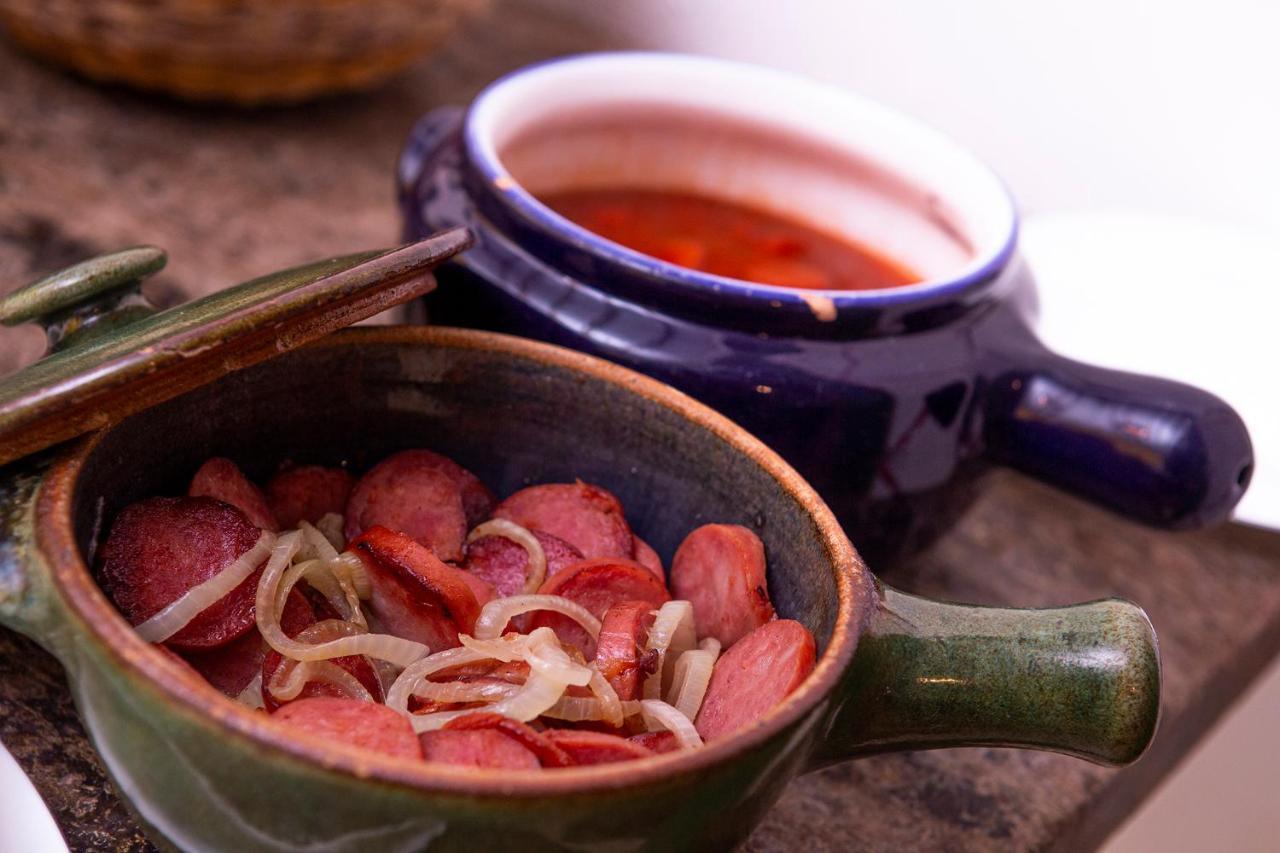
<box><xmin>2</xmin><ymin>3</ymin><xmax>1279</xmax><ymax>850</ymax></box>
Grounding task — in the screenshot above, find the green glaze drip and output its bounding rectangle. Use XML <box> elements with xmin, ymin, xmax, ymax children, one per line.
<box><xmin>817</xmin><ymin>584</ymin><xmax>1161</xmax><ymax>767</ymax></box>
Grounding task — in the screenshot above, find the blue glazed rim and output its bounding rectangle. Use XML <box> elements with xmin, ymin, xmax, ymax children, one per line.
<box><xmin>459</xmin><ymin>52</ymin><xmax>1021</xmax><ymax>327</ymax></box>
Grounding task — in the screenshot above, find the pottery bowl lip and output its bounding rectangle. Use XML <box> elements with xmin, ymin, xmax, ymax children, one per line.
<box><xmin>462</xmin><ymin>50</ymin><xmax>1020</xmax><ymax>310</ymax></box>
<box><xmin>36</xmin><ymin>325</ymin><xmax>873</xmax><ymax>798</ymax></box>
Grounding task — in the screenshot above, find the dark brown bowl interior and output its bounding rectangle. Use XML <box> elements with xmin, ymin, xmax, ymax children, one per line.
<box><xmin>53</xmin><ymin>326</ymin><xmax>865</xmax><ymax>794</ymax></box>
<box><xmin>74</xmin><ymin>330</ymin><xmax>845</xmax><ymax>643</ymax></box>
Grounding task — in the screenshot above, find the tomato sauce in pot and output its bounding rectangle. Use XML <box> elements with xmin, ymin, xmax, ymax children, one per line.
<box><xmin>541</xmin><ymin>188</ymin><xmax>920</xmax><ymax>291</ymax></box>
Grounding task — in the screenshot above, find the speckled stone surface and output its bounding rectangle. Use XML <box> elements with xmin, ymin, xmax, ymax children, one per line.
<box><xmin>2</xmin><ymin>3</ymin><xmax>1279</xmax><ymax>850</ymax></box>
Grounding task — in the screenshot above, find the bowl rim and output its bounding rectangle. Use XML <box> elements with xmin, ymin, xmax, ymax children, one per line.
<box><xmin>36</xmin><ymin>325</ymin><xmax>872</xmax><ymax>798</ymax></box>
<box><xmin>463</xmin><ymin>50</ymin><xmax>1020</xmax><ymax>311</ymax></box>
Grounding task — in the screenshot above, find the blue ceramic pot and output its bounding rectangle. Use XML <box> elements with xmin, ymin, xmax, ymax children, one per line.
<box><xmin>397</xmin><ymin>52</ymin><xmax>1252</xmax><ymax>566</ymax></box>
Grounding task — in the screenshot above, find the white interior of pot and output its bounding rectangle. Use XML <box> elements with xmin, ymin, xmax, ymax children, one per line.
<box><xmin>471</xmin><ymin>53</ymin><xmax>1016</xmax><ymax>283</ymax></box>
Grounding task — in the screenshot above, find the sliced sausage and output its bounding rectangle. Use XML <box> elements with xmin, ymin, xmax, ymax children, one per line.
<box><xmin>399</xmin><ymin>449</ymin><xmax>496</xmax><ymax>526</ymax></box>
<box><xmin>181</xmin><ymin>629</ymin><xmax>265</xmax><ymax>698</ymax></box>
<box><xmin>348</xmin><ymin>526</ymin><xmax>481</xmax><ymax>652</ymax></box>
<box><xmin>628</xmin><ymin>731</ymin><xmax>680</xmax><ymax>754</ymax></box>
<box><xmin>631</xmin><ymin>535</ymin><xmax>664</xmax><ymax>580</ymax></box>
<box><xmin>188</xmin><ymin>457</ymin><xmax>278</xmax><ymax>531</ymax></box>
<box><xmin>410</xmin><ymin>699</ymin><xmax>472</xmax><ymax>715</ymax></box>
<box><xmin>186</xmin><ymin>588</ymin><xmax>317</xmax><ymax>701</ymax></box>
<box><xmin>345</xmin><ymin>454</ymin><xmax>468</xmax><ymax>562</ymax></box>
<box><xmin>530</xmin><ymin>558</ymin><xmax>670</xmax><ymax>658</ymax></box>
<box><xmin>670</xmin><ymin>524</ymin><xmax>775</xmax><ymax>647</ymax></box>
<box><xmin>593</xmin><ymin>600</ymin><xmax>658</xmax><ymax>701</ymax></box>
<box><xmin>266</xmin><ymin>464</ymin><xmax>354</xmax><ymax>529</ymax></box>
<box><xmin>455</xmin><ymin>572</ymin><xmax>496</xmax><ymax>610</ymax></box>
<box><xmin>99</xmin><ymin>497</ymin><xmax>265</xmax><ymax>650</ymax></box>
<box><xmin>419</xmin><ymin>729</ymin><xmax>540</xmax><ymax>769</ymax></box>
<box><xmin>429</xmin><ymin>659</ymin><xmax>530</xmax><ymax>685</ymax></box>
<box><xmin>272</xmin><ymin>696</ymin><xmax>422</xmax><ymax>760</ymax></box>
<box><xmin>262</xmin><ymin>652</ymin><xmax>383</xmax><ymax>712</ymax></box>
<box><xmin>542</xmin><ymin>729</ymin><xmax>654</xmax><ymax>765</ymax></box>
<box><xmin>463</xmin><ymin>530</ymin><xmax>583</xmax><ymax>598</ymax></box>
<box><xmin>695</xmin><ymin>620</ymin><xmax>816</xmax><ymax>742</ymax></box>
<box><xmin>493</xmin><ymin>482</ymin><xmax>633</xmax><ymax>560</ymax></box>
<box><xmin>442</xmin><ymin>712</ymin><xmax>572</xmax><ymax>767</ymax></box>
<box><xmin>422</xmin><ymin>656</ymin><xmax>532</xmax><ymax>714</ymax></box>
<box><xmin>261</xmin><ymin>592</ymin><xmax>384</xmax><ymax>712</ymax></box>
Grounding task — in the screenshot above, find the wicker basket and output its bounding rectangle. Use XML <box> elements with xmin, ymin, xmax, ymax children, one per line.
<box><xmin>0</xmin><ymin>0</ymin><xmax>489</xmax><ymax>104</ymax></box>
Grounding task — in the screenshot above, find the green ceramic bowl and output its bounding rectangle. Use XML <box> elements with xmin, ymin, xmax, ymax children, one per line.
<box><xmin>0</xmin><ymin>326</ymin><xmax>1160</xmax><ymax>851</ymax></box>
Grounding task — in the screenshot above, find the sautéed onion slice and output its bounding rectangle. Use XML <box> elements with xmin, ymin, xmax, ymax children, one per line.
<box><xmin>643</xmin><ymin>601</ymin><xmax>696</xmax><ymax>700</ymax></box>
<box><xmin>255</xmin><ymin>532</ymin><xmax>427</xmax><ymax>667</ymax></box>
<box><xmin>465</xmin><ymin>519</ymin><xmax>548</xmax><ymax>595</ymax></box>
<box><xmin>472</xmin><ymin>595</ymin><xmax>601</xmax><ymax>641</ymax></box>
<box><xmin>135</xmin><ymin>530</ymin><xmax>275</xmax><ymax>643</ymax></box>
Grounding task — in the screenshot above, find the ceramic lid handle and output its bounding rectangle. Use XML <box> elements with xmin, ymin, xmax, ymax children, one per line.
<box><xmin>0</xmin><ymin>246</ymin><xmax>163</xmax><ymax>353</ymax></box>
<box><xmin>814</xmin><ymin>585</ymin><xmax>1161</xmax><ymax>768</ymax></box>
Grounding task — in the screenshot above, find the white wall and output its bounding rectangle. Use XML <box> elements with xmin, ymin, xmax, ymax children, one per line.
<box><xmin>552</xmin><ymin>0</ymin><xmax>1280</xmax><ymax>230</ymax></box>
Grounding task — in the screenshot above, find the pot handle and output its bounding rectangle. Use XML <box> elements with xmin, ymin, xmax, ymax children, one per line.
<box><xmin>0</xmin><ymin>458</ymin><xmax>56</xmax><ymax>642</ymax></box>
<box><xmin>397</xmin><ymin>106</ymin><xmax>465</xmax><ymax>212</ymax></box>
<box><xmin>979</xmin><ymin>319</ymin><xmax>1252</xmax><ymax>529</ymax></box>
<box><xmin>813</xmin><ymin>585</ymin><xmax>1160</xmax><ymax>768</ymax></box>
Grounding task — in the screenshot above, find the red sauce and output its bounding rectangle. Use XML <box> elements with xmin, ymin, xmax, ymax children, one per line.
<box><xmin>541</xmin><ymin>189</ymin><xmax>919</xmax><ymax>291</ymax></box>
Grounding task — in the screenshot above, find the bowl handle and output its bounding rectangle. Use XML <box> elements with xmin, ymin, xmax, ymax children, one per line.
<box><xmin>397</xmin><ymin>106</ymin><xmax>466</xmax><ymax>218</ymax></box>
<box><xmin>0</xmin><ymin>459</ymin><xmax>59</xmax><ymax>644</ymax></box>
<box><xmin>811</xmin><ymin>584</ymin><xmax>1160</xmax><ymax>768</ymax></box>
<box><xmin>978</xmin><ymin>312</ymin><xmax>1252</xmax><ymax>529</ymax></box>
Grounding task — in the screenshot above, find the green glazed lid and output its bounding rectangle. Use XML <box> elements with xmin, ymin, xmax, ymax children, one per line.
<box><xmin>0</xmin><ymin>227</ymin><xmax>472</xmax><ymax>467</ymax></box>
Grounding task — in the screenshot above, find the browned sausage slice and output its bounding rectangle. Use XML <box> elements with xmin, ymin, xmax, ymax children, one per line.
<box><xmin>189</xmin><ymin>457</ymin><xmax>278</xmax><ymax>531</ymax></box>
<box><xmin>186</xmin><ymin>588</ymin><xmax>323</xmax><ymax>700</ymax></box>
<box><xmin>99</xmin><ymin>496</ymin><xmax>265</xmax><ymax>650</ymax></box>
<box><xmin>530</xmin><ymin>558</ymin><xmax>670</xmax><ymax>658</ymax></box>
<box><xmin>695</xmin><ymin>620</ymin><xmax>816</xmax><ymax>742</ymax></box>
<box><xmin>493</xmin><ymin>482</ymin><xmax>633</xmax><ymax>560</ymax></box>
<box><xmin>463</xmin><ymin>530</ymin><xmax>583</xmax><ymax>598</ymax></box>
<box><xmin>631</xmin><ymin>535</ymin><xmax>664</xmax><ymax>580</ymax></box>
<box><xmin>266</xmin><ymin>465</ymin><xmax>354</xmax><ymax>529</ymax></box>
<box><xmin>272</xmin><ymin>696</ymin><xmax>422</xmax><ymax>760</ymax></box>
<box><xmin>427</xmin><ymin>659</ymin><xmax>531</xmax><ymax>687</ymax></box>
<box><xmin>348</xmin><ymin>526</ymin><xmax>481</xmax><ymax>652</ymax></box>
<box><xmin>628</xmin><ymin>731</ymin><xmax>680</xmax><ymax>754</ymax></box>
<box><xmin>407</xmin><ymin>656</ymin><xmax>530</xmax><ymax>715</ymax></box>
<box><xmin>345</xmin><ymin>453</ymin><xmax>469</xmax><ymax>562</ymax></box>
<box><xmin>542</xmin><ymin>729</ymin><xmax>654</xmax><ymax>764</ymax></box>
<box><xmin>419</xmin><ymin>729</ymin><xmax>540</xmax><ymax>769</ymax></box>
<box><xmin>181</xmin><ymin>628</ymin><xmax>265</xmax><ymax>698</ymax></box>
<box><xmin>670</xmin><ymin>524</ymin><xmax>775</xmax><ymax>647</ymax></box>
<box><xmin>442</xmin><ymin>712</ymin><xmax>572</xmax><ymax>767</ymax></box>
<box><xmin>455</xmin><ymin>571</ymin><xmax>496</xmax><ymax>610</ymax></box>
<box><xmin>399</xmin><ymin>449</ymin><xmax>496</xmax><ymax>526</ymax></box>
<box><xmin>593</xmin><ymin>600</ymin><xmax>657</xmax><ymax>701</ymax></box>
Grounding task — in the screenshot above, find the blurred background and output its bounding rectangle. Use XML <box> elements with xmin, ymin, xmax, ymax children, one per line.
<box><xmin>557</xmin><ymin>0</ymin><xmax>1280</xmax><ymax>229</ymax></box>
<box><xmin>0</xmin><ymin>0</ymin><xmax>1275</xmax><ymax>850</ymax></box>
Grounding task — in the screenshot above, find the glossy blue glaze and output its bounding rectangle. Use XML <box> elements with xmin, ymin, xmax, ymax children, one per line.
<box><xmin>397</xmin><ymin>105</ymin><xmax>1252</xmax><ymax>566</ymax></box>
